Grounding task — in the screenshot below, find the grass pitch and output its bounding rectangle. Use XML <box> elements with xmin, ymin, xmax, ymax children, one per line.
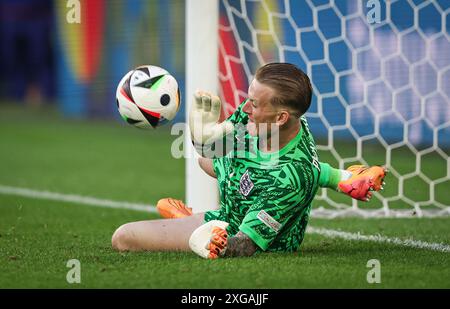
<box><xmin>0</xmin><ymin>104</ymin><xmax>449</xmax><ymax>289</ymax></box>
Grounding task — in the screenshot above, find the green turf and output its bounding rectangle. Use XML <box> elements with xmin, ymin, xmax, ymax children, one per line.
<box><xmin>0</xmin><ymin>104</ymin><xmax>185</xmax><ymax>204</ymax></box>
<box><xmin>0</xmin><ymin>104</ymin><xmax>449</xmax><ymax>288</ymax></box>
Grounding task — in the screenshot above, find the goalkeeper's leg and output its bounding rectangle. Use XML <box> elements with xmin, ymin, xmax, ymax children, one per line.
<box><xmin>319</xmin><ymin>162</ymin><xmax>387</xmax><ymax>201</ymax></box>
<box><xmin>156</xmin><ymin>158</ymin><xmax>215</xmax><ymax>219</ymax></box>
<box><xmin>337</xmin><ymin>165</ymin><xmax>387</xmax><ymax>201</ymax></box>
<box><xmin>111</xmin><ymin>213</ymin><xmax>204</xmax><ymax>251</ymax></box>
<box><xmin>157</xmin><ymin>198</ymin><xmax>193</xmax><ymax>219</ymax></box>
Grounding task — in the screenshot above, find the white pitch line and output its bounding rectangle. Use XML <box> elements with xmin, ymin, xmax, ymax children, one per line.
<box><xmin>1</xmin><ymin>184</ymin><xmax>449</xmax><ymax>253</ymax></box>
<box><xmin>307</xmin><ymin>226</ymin><xmax>450</xmax><ymax>253</ymax></box>
<box><xmin>0</xmin><ymin>185</ymin><xmax>157</xmax><ymax>213</ymax></box>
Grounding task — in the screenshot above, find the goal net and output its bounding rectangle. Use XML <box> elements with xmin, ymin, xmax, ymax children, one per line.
<box><xmin>217</xmin><ymin>0</ymin><xmax>450</xmax><ymax>218</ymax></box>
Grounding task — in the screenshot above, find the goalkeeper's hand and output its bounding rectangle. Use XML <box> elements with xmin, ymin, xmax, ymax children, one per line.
<box><xmin>188</xmin><ymin>91</ymin><xmax>234</xmax><ymax>147</ymax></box>
<box><xmin>189</xmin><ymin>220</ymin><xmax>229</xmax><ymax>259</ymax></box>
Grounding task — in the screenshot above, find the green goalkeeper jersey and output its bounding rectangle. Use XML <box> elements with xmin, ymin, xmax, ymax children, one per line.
<box><xmin>204</xmin><ymin>102</ymin><xmax>321</xmax><ymax>253</ymax></box>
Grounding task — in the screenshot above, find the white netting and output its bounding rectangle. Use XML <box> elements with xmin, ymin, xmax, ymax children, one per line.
<box><xmin>218</xmin><ymin>0</ymin><xmax>450</xmax><ymax>218</ymax></box>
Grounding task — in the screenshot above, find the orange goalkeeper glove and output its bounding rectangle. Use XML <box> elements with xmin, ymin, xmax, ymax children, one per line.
<box><xmin>189</xmin><ymin>220</ymin><xmax>229</xmax><ymax>259</ymax></box>
<box><xmin>206</xmin><ymin>226</ymin><xmax>228</xmax><ymax>259</ymax></box>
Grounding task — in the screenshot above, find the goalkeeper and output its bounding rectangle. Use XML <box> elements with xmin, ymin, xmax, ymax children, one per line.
<box><xmin>112</xmin><ymin>63</ymin><xmax>386</xmax><ymax>258</ymax></box>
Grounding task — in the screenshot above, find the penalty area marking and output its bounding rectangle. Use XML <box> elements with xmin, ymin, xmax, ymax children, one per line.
<box><xmin>0</xmin><ymin>184</ymin><xmax>157</xmax><ymax>213</ymax></box>
<box><xmin>1</xmin><ymin>184</ymin><xmax>449</xmax><ymax>253</ymax></box>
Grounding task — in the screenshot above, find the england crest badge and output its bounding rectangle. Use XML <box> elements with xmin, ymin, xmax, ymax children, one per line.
<box><xmin>239</xmin><ymin>170</ymin><xmax>254</xmax><ymax>197</ymax></box>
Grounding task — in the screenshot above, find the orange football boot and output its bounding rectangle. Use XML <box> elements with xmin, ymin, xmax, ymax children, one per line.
<box><xmin>156</xmin><ymin>198</ymin><xmax>193</xmax><ymax>219</ymax></box>
<box><xmin>338</xmin><ymin>165</ymin><xmax>387</xmax><ymax>201</ymax></box>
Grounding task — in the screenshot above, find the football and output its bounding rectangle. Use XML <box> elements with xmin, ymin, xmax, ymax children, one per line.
<box><xmin>116</xmin><ymin>65</ymin><xmax>180</xmax><ymax>128</ymax></box>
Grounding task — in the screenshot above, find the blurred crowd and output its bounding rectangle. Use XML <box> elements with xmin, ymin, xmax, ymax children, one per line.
<box><xmin>0</xmin><ymin>0</ymin><xmax>55</xmax><ymax>106</ymax></box>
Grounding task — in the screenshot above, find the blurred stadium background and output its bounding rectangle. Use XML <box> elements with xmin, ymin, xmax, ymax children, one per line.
<box><xmin>0</xmin><ymin>0</ymin><xmax>186</xmax><ymax>120</ymax></box>
<box><xmin>0</xmin><ymin>0</ymin><xmax>449</xmax><ymax>289</ymax></box>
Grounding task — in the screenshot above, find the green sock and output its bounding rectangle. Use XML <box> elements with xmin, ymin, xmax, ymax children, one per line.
<box><xmin>318</xmin><ymin>162</ymin><xmax>344</xmax><ymax>190</ymax></box>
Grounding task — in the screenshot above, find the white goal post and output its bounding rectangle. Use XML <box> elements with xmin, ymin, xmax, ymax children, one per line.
<box><xmin>186</xmin><ymin>0</ymin><xmax>450</xmax><ymax>218</ymax></box>
<box><xmin>185</xmin><ymin>0</ymin><xmax>220</xmax><ymax>213</ymax></box>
